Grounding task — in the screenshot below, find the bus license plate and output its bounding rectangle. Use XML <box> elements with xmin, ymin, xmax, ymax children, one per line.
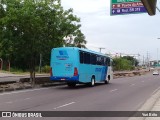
<box><xmin>61</xmin><ymin>78</ymin><xmax>65</xmax><ymax>80</ymax></box>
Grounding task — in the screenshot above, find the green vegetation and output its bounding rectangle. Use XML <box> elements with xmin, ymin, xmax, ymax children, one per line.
<box><xmin>0</xmin><ymin>0</ymin><xmax>86</xmax><ymax>86</ymax></box>
<box><xmin>113</xmin><ymin>56</ymin><xmax>139</xmax><ymax>71</ymax></box>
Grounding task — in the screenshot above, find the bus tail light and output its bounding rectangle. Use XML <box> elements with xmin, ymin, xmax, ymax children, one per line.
<box><xmin>74</xmin><ymin>67</ymin><xmax>78</xmax><ymax>76</ymax></box>
<box><xmin>50</xmin><ymin>67</ymin><xmax>53</xmax><ymax>76</ymax></box>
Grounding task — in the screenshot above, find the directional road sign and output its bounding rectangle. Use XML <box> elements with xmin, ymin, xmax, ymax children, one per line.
<box><xmin>111</xmin><ymin>0</ymin><xmax>147</xmax><ymax>15</ymax></box>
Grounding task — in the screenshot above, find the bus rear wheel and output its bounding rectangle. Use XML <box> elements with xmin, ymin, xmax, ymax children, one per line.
<box><xmin>89</xmin><ymin>77</ymin><xmax>95</xmax><ymax>87</ymax></box>
<box><xmin>67</xmin><ymin>83</ymin><xmax>76</xmax><ymax>87</ymax></box>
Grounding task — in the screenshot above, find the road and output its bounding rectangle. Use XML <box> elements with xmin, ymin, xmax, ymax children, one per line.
<box><xmin>0</xmin><ymin>73</ymin><xmax>160</xmax><ymax>120</ymax></box>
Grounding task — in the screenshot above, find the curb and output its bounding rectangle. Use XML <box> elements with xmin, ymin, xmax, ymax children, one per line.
<box><xmin>15</xmin><ymin>87</ymin><xmax>24</xmax><ymax>90</ymax></box>
<box><xmin>128</xmin><ymin>87</ymin><xmax>160</xmax><ymax>120</ymax></box>
<box><xmin>0</xmin><ymin>83</ymin><xmax>66</xmax><ymax>93</ymax></box>
<box><xmin>24</xmin><ymin>86</ymin><xmax>32</xmax><ymax>89</ymax></box>
<box><xmin>0</xmin><ymin>89</ymin><xmax>3</xmax><ymax>92</ymax></box>
<box><xmin>5</xmin><ymin>88</ymin><xmax>14</xmax><ymax>92</ymax></box>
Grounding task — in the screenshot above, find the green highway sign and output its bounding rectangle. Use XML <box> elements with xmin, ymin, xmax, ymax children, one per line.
<box><xmin>111</xmin><ymin>0</ymin><xmax>147</xmax><ymax>15</ymax></box>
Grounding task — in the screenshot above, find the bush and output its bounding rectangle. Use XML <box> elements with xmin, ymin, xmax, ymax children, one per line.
<box><xmin>10</xmin><ymin>67</ymin><xmax>24</xmax><ymax>73</ymax></box>
<box><xmin>113</xmin><ymin>58</ymin><xmax>135</xmax><ymax>71</ymax></box>
<box><xmin>41</xmin><ymin>65</ymin><xmax>50</xmax><ymax>73</ymax></box>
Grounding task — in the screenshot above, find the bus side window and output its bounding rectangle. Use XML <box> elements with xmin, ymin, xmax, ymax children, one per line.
<box><xmin>105</xmin><ymin>58</ymin><xmax>109</xmax><ymax>66</ymax></box>
<box><xmin>101</xmin><ymin>57</ymin><xmax>104</xmax><ymax>66</ymax></box>
<box><xmin>103</xmin><ymin>57</ymin><xmax>106</xmax><ymax>66</ymax></box>
<box><xmin>91</xmin><ymin>54</ymin><xmax>96</xmax><ymax>65</ymax></box>
<box><xmin>80</xmin><ymin>51</ymin><xmax>84</xmax><ymax>64</ymax></box>
<box><xmin>84</xmin><ymin>52</ymin><xmax>90</xmax><ymax>64</ymax></box>
<box><xmin>97</xmin><ymin>56</ymin><xmax>102</xmax><ymax>65</ymax></box>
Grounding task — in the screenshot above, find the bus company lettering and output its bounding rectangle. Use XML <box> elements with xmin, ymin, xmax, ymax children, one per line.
<box><xmin>56</xmin><ymin>50</ymin><xmax>69</xmax><ymax>60</ymax></box>
<box><xmin>56</xmin><ymin>55</ymin><xmax>69</xmax><ymax>60</ymax></box>
<box><xmin>95</xmin><ymin>68</ymin><xmax>102</xmax><ymax>72</ymax></box>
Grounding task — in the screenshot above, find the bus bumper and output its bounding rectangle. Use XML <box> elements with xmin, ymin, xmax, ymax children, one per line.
<box><xmin>50</xmin><ymin>75</ymin><xmax>79</xmax><ymax>82</ymax></box>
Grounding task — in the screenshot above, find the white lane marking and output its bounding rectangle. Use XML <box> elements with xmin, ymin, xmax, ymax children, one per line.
<box><xmin>152</xmin><ymin>86</ymin><xmax>160</xmax><ymax>95</ymax></box>
<box><xmin>54</xmin><ymin>102</ymin><xmax>75</xmax><ymax>109</ymax></box>
<box><xmin>110</xmin><ymin>89</ymin><xmax>118</xmax><ymax>92</ymax></box>
<box><xmin>0</xmin><ymin>87</ymin><xmax>50</xmax><ymax>96</ymax></box>
<box><xmin>24</xmin><ymin>98</ymin><xmax>31</xmax><ymax>100</ymax></box>
<box><xmin>5</xmin><ymin>101</ymin><xmax>13</xmax><ymax>104</ymax></box>
<box><xmin>130</xmin><ymin>84</ymin><xmax>135</xmax><ymax>86</ymax></box>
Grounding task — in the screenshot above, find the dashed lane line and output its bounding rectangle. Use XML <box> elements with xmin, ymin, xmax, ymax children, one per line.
<box><xmin>54</xmin><ymin>102</ymin><xmax>76</xmax><ymax>109</ymax></box>
<box><xmin>110</xmin><ymin>89</ymin><xmax>118</xmax><ymax>92</ymax></box>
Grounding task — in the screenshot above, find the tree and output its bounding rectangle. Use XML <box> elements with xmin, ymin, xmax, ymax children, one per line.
<box><xmin>122</xmin><ymin>56</ymin><xmax>139</xmax><ymax>66</ymax></box>
<box><xmin>64</xmin><ymin>30</ymin><xmax>87</xmax><ymax>48</ymax></box>
<box><xmin>73</xmin><ymin>30</ymin><xmax>87</xmax><ymax>48</ymax></box>
<box><xmin>0</xmin><ymin>0</ymin><xmax>84</xmax><ymax>87</ymax></box>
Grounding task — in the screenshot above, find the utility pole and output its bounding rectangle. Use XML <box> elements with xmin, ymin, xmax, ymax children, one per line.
<box><xmin>146</xmin><ymin>51</ymin><xmax>149</xmax><ymax>67</ymax></box>
<box><xmin>142</xmin><ymin>55</ymin><xmax>144</xmax><ymax>66</ymax></box>
<box><xmin>157</xmin><ymin>48</ymin><xmax>159</xmax><ymax>67</ymax></box>
<box><xmin>99</xmin><ymin>47</ymin><xmax>105</xmax><ymax>53</ymax></box>
<box><xmin>39</xmin><ymin>54</ymin><xmax>42</xmax><ymax>73</ymax></box>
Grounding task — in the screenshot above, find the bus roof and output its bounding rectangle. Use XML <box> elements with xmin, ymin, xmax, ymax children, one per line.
<box><xmin>52</xmin><ymin>47</ymin><xmax>111</xmax><ymax>58</ymax></box>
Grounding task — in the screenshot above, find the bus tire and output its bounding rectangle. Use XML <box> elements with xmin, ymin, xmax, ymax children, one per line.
<box><xmin>104</xmin><ymin>76</ymin><xmax>110</xmax><ymax>84</ymax></box>
<box><xmin>90</xmin><ymin>77</ymin><xmax>95</xmax><ymax>87</ymax></box>
<box><xmin>67</xmin><ymin>83</ymin><xmax>76</xmax><ymax>87</ymax></box>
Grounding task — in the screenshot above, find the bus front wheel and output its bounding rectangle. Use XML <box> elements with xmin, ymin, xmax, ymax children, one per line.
<box><xmin>104</xmin><ymin>76</ymin><xmax>110</xmax><ymax>84</ymax></box>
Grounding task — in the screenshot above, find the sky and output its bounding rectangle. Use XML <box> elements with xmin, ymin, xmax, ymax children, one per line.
<box><xmin>61</xmin><ymin>0</ymin><xmax>160</xmax><ymax>61</ymax></box>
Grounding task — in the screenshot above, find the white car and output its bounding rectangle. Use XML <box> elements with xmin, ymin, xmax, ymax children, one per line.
<box><xmin>153</xmin><ymin>70</ymin><xmax>159</xmax><ymax>75</ymax></box>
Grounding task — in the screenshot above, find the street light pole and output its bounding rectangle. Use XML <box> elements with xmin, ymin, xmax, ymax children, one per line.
<box><xmin>157</xmin><ymin>7</ymin><xmax>160</xmax><ymax>12</ymax></box>
<box><xmin>99</xmin><ymin>47</ymin><xmax>105</xmax><ymax>53</ymax></box>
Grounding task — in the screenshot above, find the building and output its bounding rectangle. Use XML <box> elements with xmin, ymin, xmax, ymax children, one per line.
<box><xmin>150</xmin><ymin>60</ymin><xmax>160</xmax><ymax>67</ymax></box>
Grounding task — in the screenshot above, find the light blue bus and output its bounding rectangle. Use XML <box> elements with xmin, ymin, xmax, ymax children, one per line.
<box><xmin>50</xmin><ymin>47</ymin><xmax>113</xmax><ymax>87</ymax></box>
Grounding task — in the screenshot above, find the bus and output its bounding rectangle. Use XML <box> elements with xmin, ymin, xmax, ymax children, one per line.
<box><xmin>50</xmin><ymin>47</ymin><xmax>113</xmax><ymax>87</ymax></box>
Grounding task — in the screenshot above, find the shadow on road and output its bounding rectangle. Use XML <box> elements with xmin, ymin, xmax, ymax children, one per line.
<box><xmin>55</xmin><ymin>83</ymin><xmax>112</xmax><ymax>90</ymax></box>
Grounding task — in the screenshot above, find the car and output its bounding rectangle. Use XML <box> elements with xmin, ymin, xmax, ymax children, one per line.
<box><xmin>153</xmin><ymin>70</ymin><xmax>159</xmax><ymax>75</ymax></box>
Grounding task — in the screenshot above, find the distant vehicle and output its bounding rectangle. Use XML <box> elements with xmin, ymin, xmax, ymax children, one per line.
<box><xmin>50</xmin><ymin>47</ymin><xmax>113</xmax><ymax>87</ymax></box>
<box><xmin>153</xmin><ymin>70</ymin><xmax>159</xmax><ymax>75</ymax></box>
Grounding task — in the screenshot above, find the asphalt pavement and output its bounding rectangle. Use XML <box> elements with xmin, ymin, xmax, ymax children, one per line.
<box><xmin>0</xmin><ymin>72</ymin><xmax>160</xmax><ymax>120</ymax></box>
